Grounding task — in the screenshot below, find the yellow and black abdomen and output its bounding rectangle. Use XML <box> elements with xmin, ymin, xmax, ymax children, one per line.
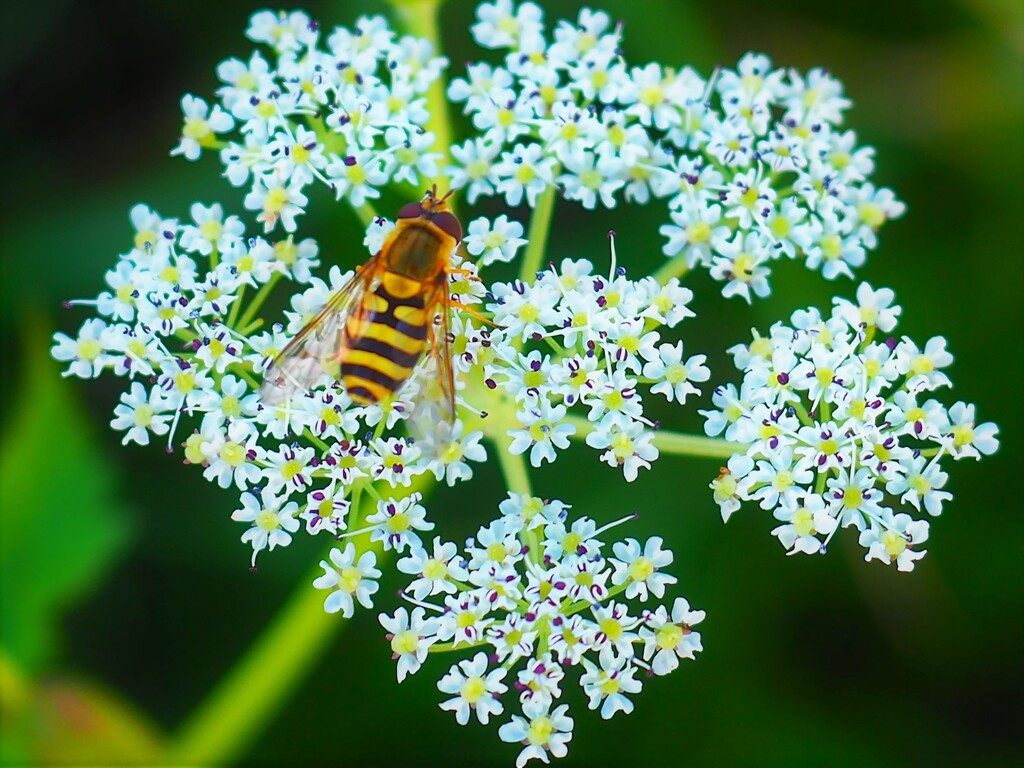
<box><xmin>341</xmin><ymin>271</ymin><xmax>428</xmax><ymax>405</ymax></box>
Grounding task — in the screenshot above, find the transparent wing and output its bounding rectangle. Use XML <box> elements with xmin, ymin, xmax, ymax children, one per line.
<box><xmin>260</xmin><ymin>257</ymin><xmax>381</xmax><ymax>405</ymax></box>
<box><xmin>407</xmin><ymin>281</ymin><xmax>457</xmax><ymax>442</ymax></box>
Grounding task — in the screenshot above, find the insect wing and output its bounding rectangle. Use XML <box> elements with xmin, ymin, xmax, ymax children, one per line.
<box><xmin>260</xmin><ymin>257</ymin><xmax>380</xmax><ymax>404</ymax></box>
<box><xmin>407</xmin><ymin>281</ymin><xmax>458</xmax><ymax>442</ymax></box>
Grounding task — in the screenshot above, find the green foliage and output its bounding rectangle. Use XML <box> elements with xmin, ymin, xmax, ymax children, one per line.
<box><xmin>0</xmin><ymin>321</ymin><xmax>129</xmax><ymax>672</ymax></box>
<box><xmin>1</xmin><ymin>670</ymin><xmax>165</xmax><ymax>765</ymax></box>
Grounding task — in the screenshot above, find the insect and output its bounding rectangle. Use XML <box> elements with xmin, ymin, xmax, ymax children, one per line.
<box><xmin>260</xmin><ymin>188</ymin><xmax>470</xmax><ymax>422</ymax></box>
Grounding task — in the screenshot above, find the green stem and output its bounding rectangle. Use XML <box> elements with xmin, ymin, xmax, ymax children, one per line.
<box><xmin>562</xmin><ymin>414</ymin><xmax>743</xmax><ymax>459</ymax></box>
<box><xmin>652</xmin><ymin>254</ymin><xmax>690</xmax><ymax>285</ymax></box>
<box><xmin>351</xmin><ymin>202</ymin><xmax>378</xmax><ymax>229</ymax></box>
<box><xmin>519</xmin><ymin>183</ymin><xmax>558</xmax><ymax>283</ymax></box>
<box><xmin>493</xmin><ymin>432</ymin><xmax>542</xmax><ymax>566</ymax></box>
<box><xmin>226</xmin><ymin>283</ymin><xmax>247</xmax><ymax>329</ymax></box>
<box><xmin>167</xmin><ymin>476</ymin><xmax>432</xmax><ymax>765</ymax></box>
<box><xmin>166</xmin><ymin>552</ymin><xmax>345</xmax><ymax>766</ymax></box>
<box><xmin>390</xmin><ymin>0</ymin><xmax>454</xmax><ymax>188</ymax></box>
<box><xmin>238</xmin><ymin>273</ymin><xmax>281</xmax><ymax>331</ymax></box>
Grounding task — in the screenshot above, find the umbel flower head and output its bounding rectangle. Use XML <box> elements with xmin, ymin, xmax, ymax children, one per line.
<box><xmin>173</xmin><ymin>2</ymin><xmax>901</xmax><ymax>301</ymax></box>
<box><xmin>377</xmin><ymin>494</ymin><xmax>703</xmax><ymax>768</ymax></box>
<box><xmin>49</xmin><ymin>2</ymin><xmax>998</xmax><ymax>766</ymax></box>
<box><xmin>703</xmin><ymin>282</ymin><xmax>999</xmax><ymax>570</ymax></box>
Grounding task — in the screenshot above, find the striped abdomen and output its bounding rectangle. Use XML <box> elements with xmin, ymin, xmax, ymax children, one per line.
<box><xmin>341</xmin><ymin>271</ymin><xmax>429</xmax><ymax>405</ymax></box>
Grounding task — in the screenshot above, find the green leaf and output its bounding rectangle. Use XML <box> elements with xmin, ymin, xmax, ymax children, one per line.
<box><xmin>1</xmin><ymin>670</ymin><xmax>165</xmax><ymax>765</ymax></box>
<box><xmin>0</xmin><ymin>319</ymin><xmax>130</xmax><ymax>672</ymax></box>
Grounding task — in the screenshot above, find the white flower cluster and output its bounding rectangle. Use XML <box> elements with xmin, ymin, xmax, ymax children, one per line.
<box><xmin>51</xmin><ymin>204</ymin><xmax>496</xmax><ymax>566</ymax></box>
<box><xmin>171</xmin><ymin>10</ymin><xmax>448</xmax><ymax>231</ymax></box>
<box><xmin>702</xmin><ymin>283</ymin><xmax>999</xmax><ymax>570</ymax></box>
<box><xmin>479</xmin><ymin>247</ymin><xmax>710</xmax><ymax>480</ymax></box>
<box><xmin>379</xmin><ymin>493</ymin><xmax>704</xmax><ymax>768</ymax></box>
<box><xmin>448</xmin><ymin>1</ymin><xmax>904</xmax><ymax>299</ymax></box>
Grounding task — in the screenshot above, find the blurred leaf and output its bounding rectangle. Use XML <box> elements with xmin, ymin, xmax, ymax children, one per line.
<box><xmin>2</xmin><ymin>673</ymin><xmax>164</xmax><ymax>764</ymax></box>
<box><xmin>0</xmin><ymin>318</ymin><xmax>129</xmax><ymax>672</ymax></box>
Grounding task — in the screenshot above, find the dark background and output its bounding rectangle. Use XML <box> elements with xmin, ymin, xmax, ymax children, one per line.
<box><xmin>1</xmin><ymin>0</ymin><xmax>1022</xmax><ymax>765</ymax></box>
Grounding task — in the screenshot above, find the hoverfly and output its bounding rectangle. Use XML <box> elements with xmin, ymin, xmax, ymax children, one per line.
<box><xmin>260</xmin><ymin>187</ymin><xmax>470</xmax><ymax>423</ymax></box>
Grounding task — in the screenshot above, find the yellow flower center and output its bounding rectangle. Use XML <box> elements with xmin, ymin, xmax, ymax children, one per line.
<box><xmin>952</xmin><ymin>424</ymin><xmax>974</xmax><ymax>448</ymax></box>
<box><xmin>440</xmin><ymin>442</ymin><xmax>463</xmax><ymax>464</ymax></box>
<box><xmin>627</xmin><ymin>556</ymin><xmax>655</xmax><ymax>582</ymax></box>
<box><xmin>220</xmin><ymin>442</ymin><xmax>245</xmax><ymax>466</ymax></box>
<box><xmin>263</xmin><ymin>187</ymin><xmax>290</xmax><ymax>215</ymax></box>
<box><xmin>656</xmin><ymin>623</ymin><xmax>683</xmax><ymax>650</ymax></box>
<box><xmin>611</xmin><ymin>432</ymin><xmax>635</xmax><ymax>461</ymax></box>
<box><xmin>461</xmin><ymin>676</ymin><xmax>488</xmax><ymax>705</ymax></box>
<box><xmin>200</xmin><ymin>218</ymin><xmax>223</xmax><ymax>243</ymax></box>
<box><xmin>423</xmin><ymin>559</ymin><xmax>447</xmax><ymax>580</ymax></box>
<box><xmin>599</xmin><ymin>617</ymin><xmax>623</xmax><ymax>641</ymax></box>
<box><xmin>134</xmin><ymin>404</ymin><xmax>154</xmax><ymax>427</ymax></box>
<box><xmin>256</xmin><ymin>509</ymin><xmax>279</xmax><ymax>532</ymax></box>
<box><xmin>182</xmin><ymin>116</ymin><xmax>211</xmax><ymax>141</ymax></box>
<box><xmin>184</xmin><ymin>433</ymin><xmax>206</xmax><ymax>465</ymax></box>
<box><xmin>733</xmin><ymin>254</ymin><xmax>755</xmax><ymax>282</ymax></box>
<box><xmin>562</xmin><ymin>531</ymin><xmax>582</xmax><ymax>554</ymax></box>
<box><xmin>881</xmin><ymin>530</ymin><xmax>907</xmax><ymax>558</ymax></box>
<box><xmin>859</xmin><ymin>202</ymin><xmax>886</xmax><ymax>229</ymax></box>
<box><xmin>347</xmin><ymin>164</ymin><xmax>367</xmax><ymax>186</ymax></box>
<box><xmin>339</xmin><ymin>566</ymin><xmax>362</xmax><ymax>593</ymax></box>
<box><xmin>527</xmin><ymin>716</ymin><xmax>554</xmax><ymax>747</ymax></box>
<box><xmin>391</xmin><ymin>630</ymin><xmax>419</xmax><ymax>656</ymax></box>
<box><xmin>528</xmin><ymin>421</ymin><xmax>552</xmax><ymax>443</ymax></box>
<box><xmin>388</xmin><ymin>512</ymin><xmax>411</xmax><ymax>533</ymax></box>
<box><xmin>791</xmin><ymin>507</ymin><xmax>815</xmax><ymax>536</ymax></box>
<box><xmin>770</xmin><ymin>216</ymin><xmax>791</xmax><ymax>239</ymax></box>
<box><xmin>639</xmin><ymin>83</ymin><xmax>665</xmax><ymax>107</ymax></box>
<box><xmin>911</xmin><ymin>355</ymin><xmax>934</xmax><ymax>375</ymax></box>
<box><xmin>820</xmin><ymin>233</ymin><xmax>842</xmax><ymax>260</ymax></box>
<box><xmin>514</xmin><ymin>164</ymin><xmax>536</xmax><ymax>184</ymax></box>
<box><xmin>134</xmin><ymin>229</ymin><xmax>158</xmax><ymax>251</ymax></box>
<box><xmin>524</xmin><ymin>370</ymin><xmax>545</xmax><ymax>388</ymax></box>
<box><xmin>518</xmin><ymin>303</ymin><xmax>539</xmax><ymax>322</ymax></box>
<box><xmin>78</xmin><ymin>339</ymin><xmax>102</xmax><ymax>361</ymax></box>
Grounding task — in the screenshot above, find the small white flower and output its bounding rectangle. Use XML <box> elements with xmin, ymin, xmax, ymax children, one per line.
<box><xmin>498</xmin><ymin>700</ymin><xmax>574</xmax><ymax>768</ymax></box>
<box><xmin>110</xmin><ymin>382</ymin><xmax>172</xmax><ymax>446</ymax></box>
<box><xmin>859</xmin><ymin>513</ymin><xmax>929</xmax><ymax>572</ymax></box>
<box><xmin>610</xmin><ymin>537</ymin><xmax>677</xmax><ymax>600</ymax></box>
<box><xmin>380</xmin><ymin>607</ymin><xmax>440</xmax><ymax>683</ymax></box>
<box><xmin>515</xmin><ymin>653</ymin><xmax>564</xmax><ymax>708</ymax></box>
<box><xmin>231</xmin><ymin>491</ymin><xmax>300</xmax><ymax>566</ymax></box>
<box><xmin>580</xmin><ymin>655</ymin><xmax>643</xmax><ymax>719</ymax></box>
<box><xmin>508</xmin><ymin>402</ymin><xmax>576</xmax><ymax>467</ymax></box>
<box><xmin>313</xmin><ymin>543</ymin><xmax>381</xmax><ymax>617</ymax></box>
<box><xmin>172</xmin><ymin>94</ymin><xmax>234</xmax><ymax>161</ymax></box>
<box><xmin>464</xmin><ymin>215</ymin><xmax>528</xmax><ymax>267</ymax></box>
<box><xmin>397</xmin><ymin>537</ymin><xmax>468</xmax><ymax>601</ymax></box>
<box><xmin>639</xmin><ymin>597</ymin><xmax>705</xmax><ymax>675</ymax></box>
<box><xmin>52</xmin><ymin>319</ymin><xmax>112</xmax><ymax>378</ymax></box>
<box><xmin>643</xmin><ymin>341</ymin><xmax>710</xmax><ymax>404</ymax></box>
<box><xmin>363</xmin><ymin>493</ymin><xmax>434</xmax><ymax>553</ymax></box>
<box><xmin>438</xmin><ymin>652</ymin><xmax>508</xmax><ymax>725</ymax></box>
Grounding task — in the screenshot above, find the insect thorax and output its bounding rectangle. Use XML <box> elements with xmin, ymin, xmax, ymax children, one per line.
<box><xmin>387</xmin><ymin>220</ymin><xmax>453</xmax><ymax>281</ymax></box>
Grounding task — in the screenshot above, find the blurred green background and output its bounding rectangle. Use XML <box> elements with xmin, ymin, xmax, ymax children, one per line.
<box><xmin>1</xmin><ymin>0</ymin><xmax>1022</xmax><ymax>765</ymax></box>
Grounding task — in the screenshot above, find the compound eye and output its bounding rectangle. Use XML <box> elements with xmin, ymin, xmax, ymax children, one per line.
<box><xmin>431</xmin><ymin>211</ymin><xmax>463</xmax><ymax>243</ymax></box>
<box><xmin>397</xmin><ymin>202</ymin><xmax>424</xmax><ymax>219</ymax></box>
